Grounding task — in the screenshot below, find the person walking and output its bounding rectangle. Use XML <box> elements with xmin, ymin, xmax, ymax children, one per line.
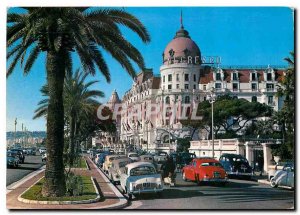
<box><xmin>161</xmin><ymin>155</ymin><xmax>176</xmax><ymax>186</ymax></box>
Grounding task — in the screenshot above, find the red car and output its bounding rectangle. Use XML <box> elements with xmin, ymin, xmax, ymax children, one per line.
<box><xmin>182</xmin><ymin>158</ymin><xmax>228</xmax><ymax>185</ymax></box>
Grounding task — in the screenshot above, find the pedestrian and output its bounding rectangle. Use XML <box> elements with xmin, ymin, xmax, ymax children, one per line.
<box><xmin>161</xmin><ymin>155</ymin><xmax>176</xmax><ymax>185</ymax></box>
<box><xmin>258</xmin><ymin>154</ymin><xmax>264</xmax><ymax>176</ymax></box>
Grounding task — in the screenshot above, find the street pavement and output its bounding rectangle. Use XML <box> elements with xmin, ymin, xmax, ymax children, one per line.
<box><xmin>121</xmin><ymin>173</ymin><xmax>294</xmax><ymax>209</ymax></box>
<box><xmin>6</xmin><ymin>154</ymin><xmax>44</xmax><ymax>186</ymax></box>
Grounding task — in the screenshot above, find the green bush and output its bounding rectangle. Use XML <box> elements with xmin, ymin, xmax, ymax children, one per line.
<box><xmin>66</xmin><ymin>172</ymin><xmax>84</xmax><ymax>196</ymax></box>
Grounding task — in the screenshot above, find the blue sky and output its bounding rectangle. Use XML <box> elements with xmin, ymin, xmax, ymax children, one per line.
<box><xmin>6</xmin><ymin>7</ymin><xmax>294</xmax><ymax>131</ymax></box>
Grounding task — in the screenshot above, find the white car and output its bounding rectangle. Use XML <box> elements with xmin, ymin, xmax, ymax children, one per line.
<box><xmin>128</xmin><ymin>152</ymin><xmax>140</xmax><ymax>162</ymax></box>
<box><xmin>120</xmin><ymin>162</ymin><xmax>163</xmax><ymax>200</ymax></box>
<box><xmin>39</xmin><ymin>147</ymin><xmax>46</xmax><ymax>154</ymax></box>
<box><xmin>103</xmin><ymin>155</ymin><xmax>125</xmax><ymax>173</ymax></box>
<box><xmin>270</xmin><ymin>163</ymin><xmax>294</xmax><ymax>189</ymax></box>
<box><xmin>108</xmin><ymin>158</ymin><xmax>132</xmax><ymax>185</ymax></box>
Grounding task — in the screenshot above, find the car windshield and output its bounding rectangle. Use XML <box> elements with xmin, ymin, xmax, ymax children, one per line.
<box><xmin>143</xmin><ymin>157</ymin><xmax>153</xmax><ymax>161</ymax></box>
<box><xmin>158</xmin><ymin>152</ymin><xmax>167</xmax><ymax>156</ymax></box>
<box><xmin>130</xmin><ymin>166</ymin><xmax>156</xmax><ymax>176</ymax></box>
<box><xmin>129</xmin><ymin>154</ymin><xmax>138</xmax><ymax>157</ymax></box>
<box><xmin>231</xmin><ymin>157</ymin><xmax>248</xmax><ymax>163</ymax></box>
<box><xmin>201</xmin><ymin>162</ymin><xmax>223</xmax><ymax>167</ymax></box>
<box><xmin>7</xmin><ymin>152</ymin><xmax>17</xmax><ymax>157</ymax></box>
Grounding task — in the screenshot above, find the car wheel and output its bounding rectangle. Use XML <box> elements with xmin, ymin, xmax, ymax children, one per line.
<box><xmin>182</xmin><ymin>171</ymin><xmax>187</xmax><ymax>181</ymax></box>
<box><xmin>270</xmin><ymin>177</ymin><xmax>278</xmax><ymax>188</ymax></box>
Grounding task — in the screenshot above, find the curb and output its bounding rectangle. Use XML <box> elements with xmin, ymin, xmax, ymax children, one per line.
<box><xmin>17</xmin><ymin>176</ymin><xmax>101</xmax><ymax>205</ymax></box>
<box><xmin>7</xmin><ymin>165</ymin><xmax>46</xmax><ymax>194</ymax></box>
<box><xmin>257</xmin><ymin>179</ymin><xmax>270</xmax><ymax>185</ymax></box>
<box><xmin>87</xmin><ymin>157</ymin><xmax>128</xmax><ymax>209</ymax></box>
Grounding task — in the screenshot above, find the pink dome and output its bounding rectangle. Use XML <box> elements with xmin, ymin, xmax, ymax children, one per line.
<box><xmin>163</xmin><ymin>28</ymin><xmax>201</xmax><ymax>65</ymax></box>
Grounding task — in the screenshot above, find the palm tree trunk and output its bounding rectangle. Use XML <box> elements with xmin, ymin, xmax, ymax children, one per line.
<box><xmin>69</xmin><ymin>114</ymin><xmax>75</xmax><ymax>166</ymax></box>
<box><xmin>42</xmin><ymin>51</ymin><xmax>66</xmax><ymax>197</ymax></box>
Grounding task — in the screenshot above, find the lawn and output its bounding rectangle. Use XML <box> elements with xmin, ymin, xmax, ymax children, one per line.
<box><xmin>74</xmin><ymin>157</ymin><xmax>87</xmax><ymax>168</ymax></box>
<box><xmin>21</xmin><ymin>176</ymin><xmax>97</xmax><ymax>201</ymax></box>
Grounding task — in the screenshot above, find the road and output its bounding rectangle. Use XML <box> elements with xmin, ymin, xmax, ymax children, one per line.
<box><xmin>122</xmin><ymin>174</ymin><xmax>294</xmax><ymax>209</ymax></box>
<box><xmin>6</xmin><ymin>154</ymin><xmax>44</xmax><ymax>186</ymax></box>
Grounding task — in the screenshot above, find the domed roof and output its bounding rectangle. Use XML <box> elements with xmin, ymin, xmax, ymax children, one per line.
<box><xmin>163</xmin><ymin>26</ymin><xmax>201</xmax><ymax>65</ymax></box>
<box><xmin>107</xmin><ymin>89</ymin><xmax>120</xmax><ymax>105</ymax></box>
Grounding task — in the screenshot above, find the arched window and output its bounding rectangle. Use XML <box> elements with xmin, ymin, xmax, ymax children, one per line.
<box><xmin>185</xmin><ymin>96</ymin><xmax>190</xmax><ymax>104</ymax></box>
<box><xmin>252</xmin><ymin>96</ymin><xmax>257</xmax><ymax>102</ymax></box>
<box><xmin>165</xmin><ymin>96</ymin><xmax>170</xmax><ymax>104</ymax></box>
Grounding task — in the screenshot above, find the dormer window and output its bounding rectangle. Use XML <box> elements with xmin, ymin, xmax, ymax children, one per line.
<box><xmin>183</xmin><ymin>48</ymin><xmax>189</xmax><ymax>57</ymax></box>
<box><xmin>169</xmin><ymin>49</ymin><xmax>175</xmax><ymax>57</ymax></box>
<box><xmin>267</xmin><ymin>73</ymin><xmax>272</xmax><ymax>81</ymax></box>
<box><xmin>251</xmin><ymin>72</ymin><xmax>257</xmax><ymax>81</ymax></box>
<box><xmin>216</xmin><ymin>73</ymin><xmax>221</xmax><ymax>81</ymax></box>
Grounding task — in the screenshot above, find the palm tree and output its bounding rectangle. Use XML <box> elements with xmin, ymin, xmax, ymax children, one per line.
<box><xmin>34</xmin><ymin>68</ymin><xmax>104</xmax><ymax>166</ymax></box>
<box><xmin>7</xmin><ymin>7</ymin><xmax>150</xmax><ymax>197</ymax></box>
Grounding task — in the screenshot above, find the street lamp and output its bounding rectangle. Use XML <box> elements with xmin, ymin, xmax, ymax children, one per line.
<box><xmin>208</xmin><ymin>87</ymin><xmax>216</xmax><ymax>158</ymax></box>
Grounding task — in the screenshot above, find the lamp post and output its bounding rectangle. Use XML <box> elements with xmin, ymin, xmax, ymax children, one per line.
<box><xmin>14</xmin><ymin>118</ymin><xmax>17</xmax><ymax>148</ymax></box>
<box><xmin>208</xmin><ymin>87</ymin><xmax>216</xmax><ymax>158</ymax></box>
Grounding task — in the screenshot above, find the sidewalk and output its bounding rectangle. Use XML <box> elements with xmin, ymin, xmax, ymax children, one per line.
<box><xmin>7</xmin><ymin>156</ymin><xmax>127</xmax><ymax>209</ymax></box>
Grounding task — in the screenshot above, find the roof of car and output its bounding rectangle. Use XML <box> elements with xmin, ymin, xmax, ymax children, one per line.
<box><xmin>194</xmin><ymin>158</ymin><xmax>219</xmax><ymax>163</ymax></box>
<box><xmin>221</xmin><ymin>153</ymin><xmax>244</xmax><ymax>158</ymax></box>
<box><xmin>126</xmin><ymin>161</ymin><xmax>155</xmax><ymax>170</ymax></box>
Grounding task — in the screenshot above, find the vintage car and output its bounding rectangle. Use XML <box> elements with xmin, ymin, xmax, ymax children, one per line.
<box><xmin>95</xmin><ymin>152</ymin><xmax>110</xmax><ymax>168</ymax></box>
<box><xmin>128</xmin><ymin>152</ymin><xmax>140</xmax><ymax>162</ymax></box>
<box><xmin>7</xmin><ymin>151</ymin><xmax>20</xmax><ymax>168</ymax></box>
<box><xmin>177</xmin><ymin>152</ymin><xmax>197</xmax><ymax>169</ymax></box>
<box><xmin>10</xmin><ymin>149</ymin><xmax>25</xmax><ymax>163</ymax></box>
<box><xmin>41</xmin><ymin>152</ymin><xmax>47</xmax><ymax>162</ymax></box>
<box><xmin>140</xmin><ymin>155</ymin><xmax>154</xmax><ymax>163</ymax></box>
<box><xmin>108</xmin><ymin>158</ymin><xmax>132</xmax><ymax>184</ymax></box>
<box><xmin>120</xmin><ymin>162</ymin><xmax>163</xmax><ymax>200</ymax></box>
<box><xmin>182</xmin><ymin>158</ymin><xmax>228</xmax><ymax>185</ymax></box>
<box><xmin>103</xmin><ymin>155</ymin><xmax>126</xmax><ymax>173</ymax></box>
<box><xmin>270</xmin><ymin>163</ymin><xmax>294</xmax><ymax>189</ymax></box>
<box><xmin>219</xmin><ymin>153</ymin><xmax>253</xmax><ymax>179</ymax></box>
<box><xmin>39</xmin><ymin>147</ymin><xmax>46</xmax><ymax>154</ymax></box>
<box><xmin>153</xmin><ymin>151</ymin><xmax>168</xmax><ymax>163</ymax></box>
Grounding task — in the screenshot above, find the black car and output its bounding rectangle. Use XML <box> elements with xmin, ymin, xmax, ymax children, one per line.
<box><xmin>7</xmin><ymin>151</ymin><xmax>20</xmax><ymax>168</ymax></box>
<box><xmin>10</xmin><ymin>149</ymin><xmax>25</xmax><ymax>163</ymax></box>
<box><xmin>219</xmin><ymin>153</ymin><xmax>253</xmax><ymax>179</ymax></box>
<box><xmin>177</xmin><ymin>152</ymin><xmax>196</xmax><ymax>169</ymax></box>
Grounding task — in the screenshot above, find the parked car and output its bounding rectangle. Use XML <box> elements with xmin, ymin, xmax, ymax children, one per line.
<box><xmin>140</xmin><ymin>155</ymin><xmax>155</xmax><ymax>163</ymax></box>
<box><xmin>7</xmin><ymin>151</ymin><xmax>20</xmax><ymax>168</ymax></box>
<box><xmin>10</xmin><ymin>149</ymin><xmax>25</xmax><ymax>163</ymax></box>
<box><xmin>39</xmin><ymin>147</ymin><xmax>46</xmax><ymax>154</ymax></box>
<box><xmin>177</xmin><ymin>152</ymin><xmax>196</xmax><ymax>169</ymax></box>
<box><xmin>154</xmin><ymin>151</ymin><xmax>168</xmax><ymax>163</ymax></box>
<box><xmin>128</xmin><ymin>152</ymin><xmax>140</xmax><ymax>162</ymax></box>
<box><xmin>108</xmin><ymin>158</ymin><xmax>132</xmax><ymax>185</ymax></box>
<box><xmin>219</xmin><ymin>153</ymin><xmax>253</xmax><ymax>179</ymax></box>
<box><xmin>41</xmin><ymin>152</ymin><xmax>47</xmax><ymax>162</ymax></box>
<box><xmin>182</xmin><ymin>158</ymin><xmax>228</xmax><ymax>185</ymax></box>
<box><xmin>120</xmin><ymin>162</ymin><xmax>163</xmax><ymax>200</ymax></box>
<box><xmin>268</xmin><ymin>161</ymin><xmax>293</xmax><ymax>181</ymax></box>
<box><xmin>270</xmin><ymin>163</ymin><xmax>294</xmax><ymax>189</ymax></box>
<box><xmin>103</xmin><ymin>155</ymin><xmax>123</xmax><ymax>173</ymax></box>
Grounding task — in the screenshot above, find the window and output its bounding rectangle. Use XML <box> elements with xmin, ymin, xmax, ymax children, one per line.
<box><xmin>185</xmin><ymin>74</ymin><xmax>189</xmax><ymax>81</ymax></box>
<box><xmin>185</xmin><ymin>96</ymin><xmax>190</xmax><ymax>104</ymax></box>
<box><xmin>176</xmin><ymin>74</ymin><xmax>179</xmax><ymax>81</ymax></box>
<box><xmin>267</xmin><ymin>73</ymin><xmax>272</xmax><ymax>81</ymax></box>
<box><xmin>168</xmin><ymin>74</ymin><xmax>172</xmax><ymax>82</ymax></box>
<box><xmin>175</xmin><ymin>95</ymin><xmax>179</xmax><ymax>102</ymax></box>
<box><xmin>252</xmin><ymin>73</ymin><xmax>256</xmax><ymax>81</ymax></box>
<box><xmin>232</xmin><ymin>83</ymin><xmax>238</xmax><ymax>91</ymax></box>
<box><xmin>168</xmin><ymin>84</ymin><xmax>172</xmax><ymax>90</ymax></box>
<box><xmin>266</xmin><ymin>83</ymin><xmax>274</xmax><ymax>91</ymax></box>
<box><xmin>268</xmin><ymin>96</ymin><xmax>273</xmax><ymax>105</ymax></box>
<box><xmin>193</xmin><ymin>74</ymin><xmax>196</xmax><ymax>82</ymax></box>
<box><xmin>215</xmin><ymin>83</ymin><xmax>221</xmax><ymax>89</ymax></box>
<box><xmin>233</xmin><ymin>73</ymin><xmax>238</xmax><ymax>81</ymax></box>
<box><xmin>165</xmin><ymin>96</ymin><xmax>170</xmax><ymax>104</ymax></box>
<box><xmin>203</xmin><ymin>96</ymin><xmax>206</xmax><ymax>101</ymax></box>
<box><xmin>176</xmin><ymin>84</ymin><xmax>180</xmax><ymax>89</ymax></box>
<box><xmin>251</xmin><ymin>83</ymin><xmax>257</xmax><ymax>91</ymax></box>
<box><xmin>163</xmin><ymin>76</ymin><xmax>165</xmax><ymax>82</ymax></box>
<box><xmin>216</xmin><ymin>73</ymin><xmax>221</xmax><ymax>80</ymax></box>
<box><xmin>193</xmin><ymin>84</ymin><xmax>196</xmax><ymax>89</ymax></box>
<box><xmin>185</xmin><ymin>84</ymin><xmax>189</xmax><ymax>90</ymax></box>
<box><xmin>203</xmin><ymin>85</ymin><xmax>207</xmax><ymax>90</ymax></box>
<box><xmin>252</xmin><ymin>96</ymin><xmax>257</xmax><ymax>102</ymax></box>
<box><xmin>130</xmin><ymin>166</ymin><xmax>156</xmax><ymax>176</ymax></box>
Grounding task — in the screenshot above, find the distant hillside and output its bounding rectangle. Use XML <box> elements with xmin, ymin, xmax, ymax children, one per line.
<box><xmin>6</xmin><ymin>131</ymin><xmax>46</xmax><ymax>140</ymax></box>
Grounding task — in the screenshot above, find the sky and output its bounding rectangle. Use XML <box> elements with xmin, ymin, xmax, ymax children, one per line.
<box><xmin>6</xmin><ymin>7</ymin><xmax>294</xmax><ymax>131</ymax></box>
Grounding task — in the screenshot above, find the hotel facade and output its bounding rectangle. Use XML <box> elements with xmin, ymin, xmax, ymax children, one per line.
<box><xmin>94</xmin><ymin>22</ymin><xmax>286</xmax><ymax>158</ymax></box>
